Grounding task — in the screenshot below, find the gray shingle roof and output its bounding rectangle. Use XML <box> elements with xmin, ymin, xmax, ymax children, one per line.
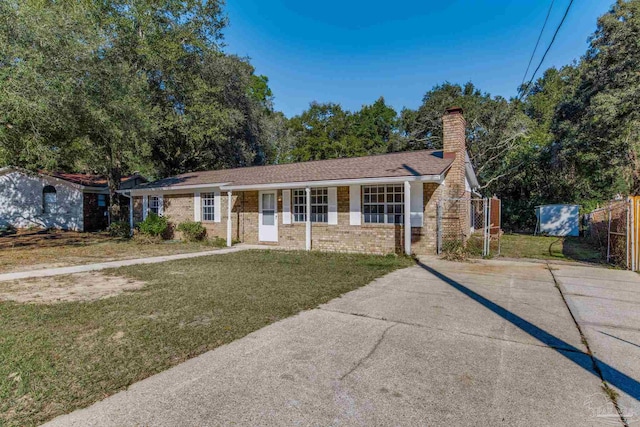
<box><xmin>140</xmin><ymin>149</ymin><xmax>453</xmax><ymax>189</ymax></box>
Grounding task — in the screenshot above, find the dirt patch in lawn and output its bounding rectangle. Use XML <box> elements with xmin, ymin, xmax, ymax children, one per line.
<box><xmin>0</xmin><ymin>272</ymin><xmax>146</xmax><ymax>304</ymax></box>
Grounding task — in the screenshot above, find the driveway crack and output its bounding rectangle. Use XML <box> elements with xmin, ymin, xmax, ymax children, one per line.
<box><xmin>318</xmin><ymin>307</ymin><xmax>586</xmax><ymax>353</ymax></box>
<box><xmin>339</xmin><ymin>323</ymin><xmax>397</xmax><ymax>381</ymax></box>
<box><xmin>547</xmin><ymin>263</ymin><xmax>629</xmax><ymax>427</ymax></box>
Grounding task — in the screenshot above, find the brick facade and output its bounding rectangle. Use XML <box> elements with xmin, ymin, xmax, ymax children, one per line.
<box><xmin>131</xmin><ymin>182</ymin><xmax>452</xmax><ymax>255</ymax></box>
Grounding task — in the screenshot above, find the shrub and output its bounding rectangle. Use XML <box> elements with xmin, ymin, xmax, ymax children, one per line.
<box><xmin>176</xmin><ymin>221</ymin><xmax>206</xmax><ymax>242</ymax></box>
<box><xmin>108</xmin><ymin>221</ymin><xmax>131</xmax><ymax>238</ymax></box>
<box><xmin>441</xmin><ymin>239</ymin><xmax>468</xmax><ymax>261</ymax></box>
<box><xmin>208</xmin><ymin>236</ymin><xmax>228</xmax><ymax>247</ymax></box>
<box><xmin>137</xmin><ymin>213</ymin><xmax>169</xmax><ymax>238</ymax></box>
<box><xmin>133</xmin><ymin>233</ymin><xmax>162</xmax><ymax>244</ymax></box>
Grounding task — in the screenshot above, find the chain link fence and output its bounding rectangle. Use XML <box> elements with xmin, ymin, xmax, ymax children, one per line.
<box><xmin>584</xmin><ymin>199</ymin><xmax>633</xmax><ymax>268</ymax></box>
<box><xmin>437</xmin><ymin>197</ymin><xmax>501</xmax><ymax>257</ymax></box>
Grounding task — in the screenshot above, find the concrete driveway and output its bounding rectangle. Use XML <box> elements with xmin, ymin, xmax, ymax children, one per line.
<box><xmin>45</xmin><ymin>258</ymin><xmax>639</xmax><ymax>426</ymax></box>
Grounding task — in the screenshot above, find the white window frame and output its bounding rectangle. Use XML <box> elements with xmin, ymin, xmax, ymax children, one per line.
<box><xmin>201</xmin><ymin>192</ymin><xmax>215</xmax><ymax>222</ymax></box>
<box><xmin>149</xmin><ymin>196</ymin><xmax>161</xmax><ymax>215</ymax></box>
<box><xmin>293</xmin><ymin>187</ymin><xmax>328</xmax><ymax>223</ymax></box>
<box><xmin>363</xmin><ymin>185</ymin><xmax>404</xmax><ymax>224</ymax></box>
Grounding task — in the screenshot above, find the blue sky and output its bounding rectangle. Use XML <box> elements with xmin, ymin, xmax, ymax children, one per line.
<box><xmin>223</xmin><ymin>0</ymin><xmax>612</xmax><ymax>117</ymax></box>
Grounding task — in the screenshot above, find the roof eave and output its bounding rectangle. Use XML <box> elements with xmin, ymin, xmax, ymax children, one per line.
<box><xmin>121</xmin><ymin>175</ymin><xmax>446</xmax><ymax>194</ymax></box>
<box><xmin>120</xmin><ymin>182</ymin><xmax>231</xmax><ymax>195</ymax></box>
<box><xmin>222</xmin><ymin>175</ymin><xmax>445</xmax><ymax>191</ymax></box>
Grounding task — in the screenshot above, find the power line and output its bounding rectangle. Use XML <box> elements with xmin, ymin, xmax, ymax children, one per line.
<box><xmin>520</xmin><ymin>0</ymin><xmax>556</xmax><ymax>88</ymax></box>
<box><xmin>519</xmin><ymin>0</ymin><xmax>575</xmax><ymax>100</ymax></box>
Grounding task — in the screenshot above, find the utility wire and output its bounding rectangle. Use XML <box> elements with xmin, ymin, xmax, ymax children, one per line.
<box><xmin>520</xmin><ymin>0</ymin><xmax>556</xmax><ymax>88</ymax></box>
<box><xmin>519</xmin><ymin>0</ymin><xmax>575</xmax><ymax>100</ymax></box>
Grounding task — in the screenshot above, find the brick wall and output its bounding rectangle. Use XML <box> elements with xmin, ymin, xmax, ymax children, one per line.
<box><xmin>274</xmin><ymin>185</ymin><xmax>441</xmax><ymax>255</ymax></box>
<box><xmin>131</xmin><ymin>182</ymin><xmax>445</xmax><ymax>255</ymax></box>
<box><xmin>238</xmin><ymin>191</ymin><xmax>259</xmax><ymax>244</ymax></box>
<box><xmin>411</xmin><ymin>183</ymin><xmax>442</xmax><ymax>254</ymax></box>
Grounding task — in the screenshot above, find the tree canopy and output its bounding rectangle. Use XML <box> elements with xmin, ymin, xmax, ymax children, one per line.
<box><xmin>0</xmin><ymin>0</ymin><xmax>279</xmax><ymax>216</ymax></box>
<box><xmin>1</xmin><ymin>0</ymin><xmax>638</xmax><ymax>229</ymax></box>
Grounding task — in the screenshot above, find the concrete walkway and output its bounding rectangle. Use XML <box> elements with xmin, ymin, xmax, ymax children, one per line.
<box><xmin>0</xmin><ymin>244</ymin><xmax>272</xmax><ymax>282</ymax></box>
<box><xmin>44</xmin><ymin>257</ymin><xmax>639</xmax><ymax>426</ymax></box>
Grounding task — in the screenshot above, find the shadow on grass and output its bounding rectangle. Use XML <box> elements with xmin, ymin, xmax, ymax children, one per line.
<box><xmin>0</xmin><ymin>230</ymin><xmax>114</xmax><ymax>250</ymax></box>
<box><xmin>561</xmin><ymin>237</ymin><xmax>605</xmax><ymax>265</ymax></box>
<box><xmin>416</xmin><ymin>260</ymin><xmax>640</xmax><ymax>402</ymax></box>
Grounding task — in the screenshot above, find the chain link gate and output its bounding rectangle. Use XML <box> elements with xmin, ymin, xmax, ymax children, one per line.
<box><xmin>437</xmin><ymin>197</ymin><xmax>501</xmax><ymax>257</ymax></box>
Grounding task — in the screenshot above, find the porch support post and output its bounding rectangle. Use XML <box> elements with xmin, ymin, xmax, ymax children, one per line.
<box><xmin>226</xmin><ymin>191</ymin><xmax>232</xmax><ymax>247</ymax></box>
<box><xmin>129</xmin><ymin>193</ymin><xmax>134</xmax><ymax>237</ymax></box>
<box><xmin>404</xmin><ymin>181</ymin><xmax>411</xmax><ymax>256</ymax></box>
<box><xmin>305</xmin><ymin>187</ymin><xmax>311</xmax><ymax>251</ymax></box>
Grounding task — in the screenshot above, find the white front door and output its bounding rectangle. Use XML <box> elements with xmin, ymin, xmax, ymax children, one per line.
<box><xmin>259</xmin><ymin>191</ymin><xmax>278</xmax><ymax>242</ymax></box>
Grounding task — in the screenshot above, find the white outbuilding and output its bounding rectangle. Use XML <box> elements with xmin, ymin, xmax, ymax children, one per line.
<box><xmin>534</xmin><ymin>204</ymin><xmax>580</xmax><ymax>237</ymax></box>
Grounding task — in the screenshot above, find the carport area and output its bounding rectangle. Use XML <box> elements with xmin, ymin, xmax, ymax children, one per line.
<box><xmin>46</xmin><ymin>258</ymin><xmax>639</xmax><ymax>427</ymax></box>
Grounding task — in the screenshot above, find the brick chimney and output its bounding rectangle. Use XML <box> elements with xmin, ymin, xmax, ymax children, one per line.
<box><xmin>441</xmin><ymin>106</ymin><xmax>470</xmax><ymax>239</ymax></box>
<box><xmin>442</xmin><ymin>106</ymin><xmax>467</xmax><ymax>198</ymax></box>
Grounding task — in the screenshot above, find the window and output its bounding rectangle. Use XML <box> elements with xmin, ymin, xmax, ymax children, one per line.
<box><xmin>261</xmin><ymin>192</ymin><xmax>276</xmax><ymax>225</ymax></box>
<box><xmin>149</xmin><ymin>196</ymin><xmax>161</xmax><ymax>215</ymax></box>
<box><xmin>98</xmin><ymin>194</ymin><xmax>107</xmax><ymax>207</ymax></box>
<box><xmin>201</xmin><ymin>192</ymin><xmax>215</xmax><ymax>222</ymax></box>
<box><xmin>363</xmin><ymin>185</ymin><xmax>404</xmax><ymax>224</ymax></box>
<box><xmin>292</xmin><ymin>188</ymin><xmax>328</xmax><ymax>223</ymax></box>
<box><xmin>43</xmin><ymin>185</ymin><xmax>57</xmax><ymax>214</ymax></box>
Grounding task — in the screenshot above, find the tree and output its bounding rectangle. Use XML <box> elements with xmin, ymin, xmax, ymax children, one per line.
<box><xmin>286</xmin><ymin>98</ymin><xmax>400</xmax><ymax>162</ymax></box>
<box><xmin>0</xmin><ymin>0</ymin><xmax>283</xmax><ymax>219</ymax></box>
<box><xmin>401</xmin><ymin>82</ymin><xmax>528</xmax><ymax>192</ymax></box>
<box><xmin>555</xmin><ymin>0</ymin><xmax>640</xmax><ymax>200</ymax></box>
<box><xmin>0</xmin><ymin>1</ymin><xmax>95</xmax><ymax>170</ymax></box>
<box><xmin>500</xmin><ymin>66</ymin><xmax>579</xmax><ymax>229</ymax></box>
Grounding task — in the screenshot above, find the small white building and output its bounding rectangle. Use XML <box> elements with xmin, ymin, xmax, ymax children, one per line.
<box><xmin>0</xmin><ymin>167</ymin><xmax>144</xmax><ymax>231</ymax></box>
<box><xmin>535</xmin><ymin>204</ymin><xmax>580</xmax><ymax>237</ymax></box>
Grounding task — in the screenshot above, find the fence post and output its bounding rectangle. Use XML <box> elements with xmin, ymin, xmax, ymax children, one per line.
<box><xmin>482</xmin><ymin>198</ymin><xmax>490</xmax><ymax>257</ymax></box>
<box><xmin>498</xmin><ymin>198</ymin><xmax>502</xmax><ymax>256</ymax></box>
<box><xmin>607</xmin><ymin>203</ymin><xmax>612</xmax><ymax>263</ymax></box>
<box><xmin>436</xmin><ymin>201</ymin><xmax>442</xmax><ymax>254</ymax></box>
<box><xmin>627</xmin><ymin>198</ymin><xmax>631</xmax><ymax>270</ymax></box>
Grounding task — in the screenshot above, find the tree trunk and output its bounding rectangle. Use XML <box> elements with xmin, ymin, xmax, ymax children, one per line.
<box><xmin>107</xmin><ymin>167</ymin><xmax>122</xmax><ymax>224</ymax></box>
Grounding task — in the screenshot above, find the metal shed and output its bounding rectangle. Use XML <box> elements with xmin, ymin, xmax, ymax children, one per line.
<box><xmin>534</xmin><ymin>204</ymin><xmax>580</xmax><ymax>237</ymax></box>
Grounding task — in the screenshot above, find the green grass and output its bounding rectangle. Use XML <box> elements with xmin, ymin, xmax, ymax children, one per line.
<box><xmin>0</xmin><ymin>250</ymin><xmax>413</xmax><ymax>426</ymax></box>
<box><xmin>0</xmin><ymin>230</ymin><xmax>229</xmax><ymax>274</ymax></box>
<box><xmin>499</xmin><ymin>234</ymin><xmax>603</xmax><ymax>263</ymax></box>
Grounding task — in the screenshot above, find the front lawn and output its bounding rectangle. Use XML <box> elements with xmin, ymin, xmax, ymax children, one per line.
<box><xmin>499</xmin><ymin>234</ymin><xmax>603</xmax><ymax>263</ymax></box>
<box><xmin>0</xmin><ymin>230</ymin><xmax>224</xmax><ymax>274</ymax></box>
<box><xmin>0</xmin><ymin>250</ymin><xmax>413</xmax><ymax>426</ymax></box>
